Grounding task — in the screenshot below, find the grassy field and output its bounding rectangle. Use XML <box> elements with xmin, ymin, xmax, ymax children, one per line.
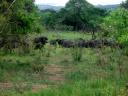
<box><xmin>29</xmin><ymin>30</ymin><xmax>92</xmax><ymax>40</ymax></box>
<box><xmin>0</xmin><ymin>31</ymin><xmax>128</xmax><ymax>96</ymax></box>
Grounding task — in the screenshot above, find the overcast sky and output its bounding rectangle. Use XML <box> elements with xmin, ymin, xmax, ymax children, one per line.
<box><xmin>35</xmin><ymin>0</ymin><xmax>125</xmax><ymax>6</ymax></box>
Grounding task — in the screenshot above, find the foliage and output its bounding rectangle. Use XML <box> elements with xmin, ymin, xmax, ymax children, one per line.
<box><xmin>0</xmin><ymin>0</ymin><xmax>42</xmax><ymax>52</ymax></box>
<box><xmin>40</xmin><ymin>0</ymin><xmax>106</xmax><ymax>31</ymax></box>
<box><xmin>121</xmin><ymin>0</ymin><xmax>128</xmax><ymax>9</ymax></box>
<box><xmin>0</xmin><ymin>0</ymin><xmax>41</xmax><ymax>35</ymax></box>
<box><xmin>0</xmin><ymin>14</ymin><xmax>6</xmax><ymax>33</ymax></box>
<box><xmin>101</xmin><ymin>8</ymin><xmax>128</xmax><ymax>46</ymax></box>
<box><xmin>6</xmin><ymin>80</ymin><xmax>120</xmax><ymax>96</ymax></box>
<box><xmin>60</xmin><ymin>0</ymin><xmax>106</xmax><ymax>31</ymax></box>
<box><xmin>0</xmin><ymin>34</ymin><xmax>128</xmax><ymax>95</ymax></box>
<box><xmin>0</xmin><ymin>0</ymin><xmax>128</xmax><ymax>95</ymax></box>
<box><xmin>40</xmin><ymin>10</ymin><xmax>57</xmax><ymax>30</ymax></box>
<box><xmin>71</xmin><ymin>47</ymin><xmax>83</xmax><ymax>62</ymax></box>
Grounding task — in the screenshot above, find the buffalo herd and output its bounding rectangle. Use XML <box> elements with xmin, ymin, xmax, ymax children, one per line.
<box><xmin>33</xmin><ymin>36</ymin><xmax>122</xmax><ymax>49</ymax></box>
<box><xmin>0</xmin><ymin>36</ymin><xmax>122</xmax><ymax>49</ymax></box>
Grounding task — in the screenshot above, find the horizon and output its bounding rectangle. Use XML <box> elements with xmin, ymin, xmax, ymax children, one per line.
<box><xmin>35</xmin><ymin>0</ymin><xmax>125</xmax><ymax>6</ymax></box>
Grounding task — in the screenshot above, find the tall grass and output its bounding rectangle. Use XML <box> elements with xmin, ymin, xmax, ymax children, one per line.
<box><xmin>71</xmin><ymin>47</ymin><xmax>83</xmax><ymax>62</ymax></box>
<box><xmin>0</xmin><ymin>32</ymin><xmax>128</xmax><ymax>96</ymax></box>
<box><xmin>11</xmin><ymin>79</ymin><xmax>124</xmax><ymax>96</ymax></box>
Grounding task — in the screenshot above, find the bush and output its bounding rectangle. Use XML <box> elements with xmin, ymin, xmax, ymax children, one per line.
<box><xmin>71</xmin><ymin>47</ymin><xmax>83</xmax><ymax>62</ymax></box>
<box><xmin>55</xmin><ymin>25</ymin><xmax>73</xmax><ymax>31</ymax></box>
<box><xmin>23</xmin><ymin>80</ymin><xmax>117</xmax><ymax>96</ymax></box>
<box><xmin>66</xmin><ymin>70</ymin><xmax>88</xmax><ymax>81</ymax></box>
<box><xmin>101</xmin><ymin>8</ymin><xmax>128</xmax><ymax>46</ymax></box>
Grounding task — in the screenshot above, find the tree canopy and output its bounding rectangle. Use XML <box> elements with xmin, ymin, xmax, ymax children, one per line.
<box><xmin>102</xmin><ymin>8</ymin><xmax>128</xmax><ymax>46</ymax></box>
<box><xmin>121</xmin><ymin>0</ymin><xmax>128</xmax><ymax>9</ymax></box>
<box><xmin>40</xmin><ymin>0</ymin><xmax>106</xmax><ymax>31</ymax></box>
<box><xmin>59</xmin><ymin>0</ymin><xmax>106</xmax><ymax>31</ymax></box>
<box><xmin>0</xmin><ymin>0</ymin><xmax>40</xmax><ymax>35</ymax></box>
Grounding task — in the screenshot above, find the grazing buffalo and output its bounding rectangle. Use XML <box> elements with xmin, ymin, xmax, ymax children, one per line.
<box><xmin>34</xmin><ymin>36</ymin><xmax>48</xmax><ymax>49</ymax></box>
<box><xmin>50</xmin><ymin>38</ymin><xmax>122</xmax><ymax>48</ymax></box>
<box><xmin>50</xmin><ymin>39</ymin><xmax>62</xmax><ymax>45</ymax></box>
<box><xmin>60</xmin><ymin>39</ymin><xmax>74</xmax><ymax>48</ymax></box>
<box><xmin>50</xmin><ymin>39</ymin><xmax>74</xmax><ymax>48</ymax></box>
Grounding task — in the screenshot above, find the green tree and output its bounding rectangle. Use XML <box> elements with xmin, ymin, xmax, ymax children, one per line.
<box><xmin>40</xmin><ymin>10</ymin><xmax>57</xmax><ymax>29</ymax></box>
<box><xmin>0</xmin><ymin>0</ymin><xmax>40</xmax><ymax>35</ymax></box>
<box><xmin>121</xmin><ymin>0</ymin><xmax>128</xmax><ymax>9</ymax></box>
<box><xmin>0</xmin><ymin>0</ymin><xmax>41</xmax><ymax>51</ymax></box>
<box><xmin>59</xmin><ymin>0</ymin><xmax>106</xmax><ymax>31</ymax></box>
<box><xmin>102</xmin><ymin>8</ymin><xmax>128</xmax><ymax>46</ymax></box>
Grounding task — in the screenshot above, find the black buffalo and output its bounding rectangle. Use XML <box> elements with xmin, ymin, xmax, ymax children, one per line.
<box><xmin>50</xmin><ymin>38</ymin><xmax>122</xmax><ymax>48</ymax></box>
<box><xmin>34</xmin><ymin>36</ymin><xmax>48</xmax><ymax>49</ymax></box>
<box><xmin>50</xmin><ymin>39</ymin><xmax>74</xmax><ymax>48</ymax></box>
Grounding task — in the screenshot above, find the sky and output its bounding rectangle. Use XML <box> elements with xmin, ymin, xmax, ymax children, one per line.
<box><xmin>35</xmin><ymin>0</ymin><xmax>125</xmax><ymax>6</ymax></box>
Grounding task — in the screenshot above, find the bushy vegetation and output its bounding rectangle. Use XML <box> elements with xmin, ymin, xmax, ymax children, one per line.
<box><xmin>0</xmin><ymin>0</ymin><xmax>41</xmax><ymax>35</ymax></box>
<box><xmin>121</xmin><ymin>0</ymin><xmax>128</xmax><ymax>9</ymax></box>
<box><xmin>0</xmin><ymin>0</ymin><xmax>128</xmax><ymax>96</ymax></box>
<box><xmin>40</xmin><ymin>0</ymin><xmax>106</xmax><ymax>31</ymax></box>
<box><xmin>0</xmin><ymin>46</ymin><xmax>128</xmax><ymax>96</ymax></box>
<box><xmin>102</xmin><ymin>8</ymin><xmax>128</xmax><ymax>45</ymax></box>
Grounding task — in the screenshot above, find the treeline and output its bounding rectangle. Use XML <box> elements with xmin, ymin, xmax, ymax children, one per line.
<box><xmin>40</xmin><ymin>0</ymin><xmax>107</xmax><ymax>31</ymax></box>
<box><xmin>102</xmin><ymin>0</ymin><xmax>128</xmax><ymax>47</ymax></box>
<box><xmin>40</xmin><ymin>0</ymin><xmax>128</xmax><ymax>46</ymax></box>
<box><xmin>0</xmin><ymin>0</ymin><xmax>128</xmax><ymax>51</ymax></box>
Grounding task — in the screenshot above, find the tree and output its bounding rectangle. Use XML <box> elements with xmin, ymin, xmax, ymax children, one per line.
<box><xmin>121</xmin><ymin>0</ymin><xmax>128</xmax><ymax>9</ymax></box>
<box><xmin>102</xmin><ymin>8</ymin><xmax>128</xmax><ymax>46</ymax></box>
<box><xmin>59</xmin><ymin>0</ymin><xmax>106</xmax><ymax>31</ymax></box>
<box><xmin>40</xmin><ymin>10</ymin><xmax>57</xmax><ymax>29</ymax></box>
<box><xmin>0</xmin><ymin>0</ymin><xmax>41</xmax><ymax>51</ymax></box>
<box><xmin>0</xmin><ymin>0</ymin><xmax>40</xmax><ymax>35</ymax></box>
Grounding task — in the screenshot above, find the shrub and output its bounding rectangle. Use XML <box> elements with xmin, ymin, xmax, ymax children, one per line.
<box><xmin>101</xmin><ymin>8</ymin><xmax>128</xmax><ymax>46</ymax></box>
<box><xmin>71</xmin><ymin>47</ymin><xmax>83</xmax><ymax>62</ymax></box>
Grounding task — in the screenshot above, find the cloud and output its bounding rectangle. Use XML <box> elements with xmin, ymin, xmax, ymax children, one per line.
<box><xmin>35</xmin><ymin>0</ymin><xmax>125</xmax><ymax>6</ymax></box>
<box><xmin>88</xmin><ymin>0</ymin><xmax>125</xmax><ymax>5</ymax></box>
<box><xmin>35</xmin><ymin>0</ymin><xmax>69</xmax><ymax>6</ymax></box>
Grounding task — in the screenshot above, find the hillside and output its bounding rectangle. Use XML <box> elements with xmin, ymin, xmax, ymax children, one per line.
<box><xmin>37</xmin><ymin>4</ymin><xmax>120</xmax><ymax>11</ymax></box>
<box><xmin>37</xmin><ymin>4</ymin><xmax>63</xmax><ymax>11</ymax></box>
<box><xmin>97</xmin><ymin>4</ymin><xmax>120</xmax><ymax>10</ymax></box>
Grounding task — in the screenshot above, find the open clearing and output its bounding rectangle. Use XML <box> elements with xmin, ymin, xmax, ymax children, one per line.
<box><xmin>0</xmin><ymin>32</ymin><xmax>128</xmax><ymax>96</ymax></box>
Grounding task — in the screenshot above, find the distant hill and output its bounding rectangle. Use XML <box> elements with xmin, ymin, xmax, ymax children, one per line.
<box><xmin>97</xmin><ymin>4</ymin><xmax>120</xmax><ymax>10</ymax></box>
<box><xmin>37</xmin><ymin>4</ymin><xmax>120</xmax><ymax>11</ymax></box>
<box><xmin>37</xmin><ymin>5</ymin><xmax>63</xmax><ymax>11</ymax></box>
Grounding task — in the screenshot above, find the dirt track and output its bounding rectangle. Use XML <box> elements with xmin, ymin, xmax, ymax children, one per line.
<box><xmin>0</xmin><ymin>64</ymin><xmax>66</xmax><ymax>93</ymax></box>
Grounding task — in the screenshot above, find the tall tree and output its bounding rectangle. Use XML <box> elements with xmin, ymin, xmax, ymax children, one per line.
<box><xmin>0</xmin><ymin>0</ymin><xmax>40</xmax><ymax>35</ymax></box>
<box><xmin>0</xmin><ymin>0</ymin><xmax>41</xmax><ymax>51</ymax></box>
<box><xmin>59</xmin><ymin>0</ymin><xmax>106</xmax><ymax>31</ymax></box>
<box><xmin>121</xmin><ymin>0</ymin><xmax>128</xmax><ymax>9</ymax></box>
<box><xmin>102</xmin><ymin>8</ymin><xmax>128</xmax><ymax>46</ymax></box>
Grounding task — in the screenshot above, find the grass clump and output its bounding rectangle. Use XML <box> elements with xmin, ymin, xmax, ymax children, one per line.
<box><xmin>71</xmin><ymin>47</ymin><xmax>83</xmax><ymax>62</ymax></box>
<box><xmin>21</xmin><ymin>80</ymin><xmax>118</xmax><ymax>96</ymax></box>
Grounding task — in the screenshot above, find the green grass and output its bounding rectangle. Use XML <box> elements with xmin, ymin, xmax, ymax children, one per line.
<box><xmin>0</xmin><ymin>31</ymin><xmax>128</xmax><ymax>96</ymax></box>
<box><xmin>29</xmin><ymin>30</ymin><xmax>92</xmax><ymax>40</ymax></box>
<box><xmin>1</xmin><ymin>80</ymin><xmax>124</xmax><ymax>96</ymax></box>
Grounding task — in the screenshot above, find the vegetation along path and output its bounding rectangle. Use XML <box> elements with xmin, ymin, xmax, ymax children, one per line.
<box><xmin>0</xmin><ymin>64</ymin><xmax>69</xmax><ymax>92</ymax></box>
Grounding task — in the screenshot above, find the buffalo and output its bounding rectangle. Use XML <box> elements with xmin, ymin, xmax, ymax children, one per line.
<box><xmin>50</xmin><ymin>38</ymin><xmax>122</xmax><ymax>48</ymax></box>
<box><xmin>50</xmin><ymin>39</ymin><xmax>74</xmax><ymax>48</ymax></box>
<box><xmin>34</xmin><ymin>36</ymin><xmax>48</xmax><ymax>49</ymax></box>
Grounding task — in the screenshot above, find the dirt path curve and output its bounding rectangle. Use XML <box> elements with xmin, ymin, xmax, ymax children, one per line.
<box><xmin>32</xmin><ymin>64</ymin><xmax>67</xmax><ymax>92</ymax></box>
<box><xmin>0</xmin><ymin>64</ymin><xmax>67</xmax><ymax>93</ymax></box>
<box><xmin>44</xmin><ymin>64</ymin><xmax>66</xmax><ymax>84</ymax></box>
